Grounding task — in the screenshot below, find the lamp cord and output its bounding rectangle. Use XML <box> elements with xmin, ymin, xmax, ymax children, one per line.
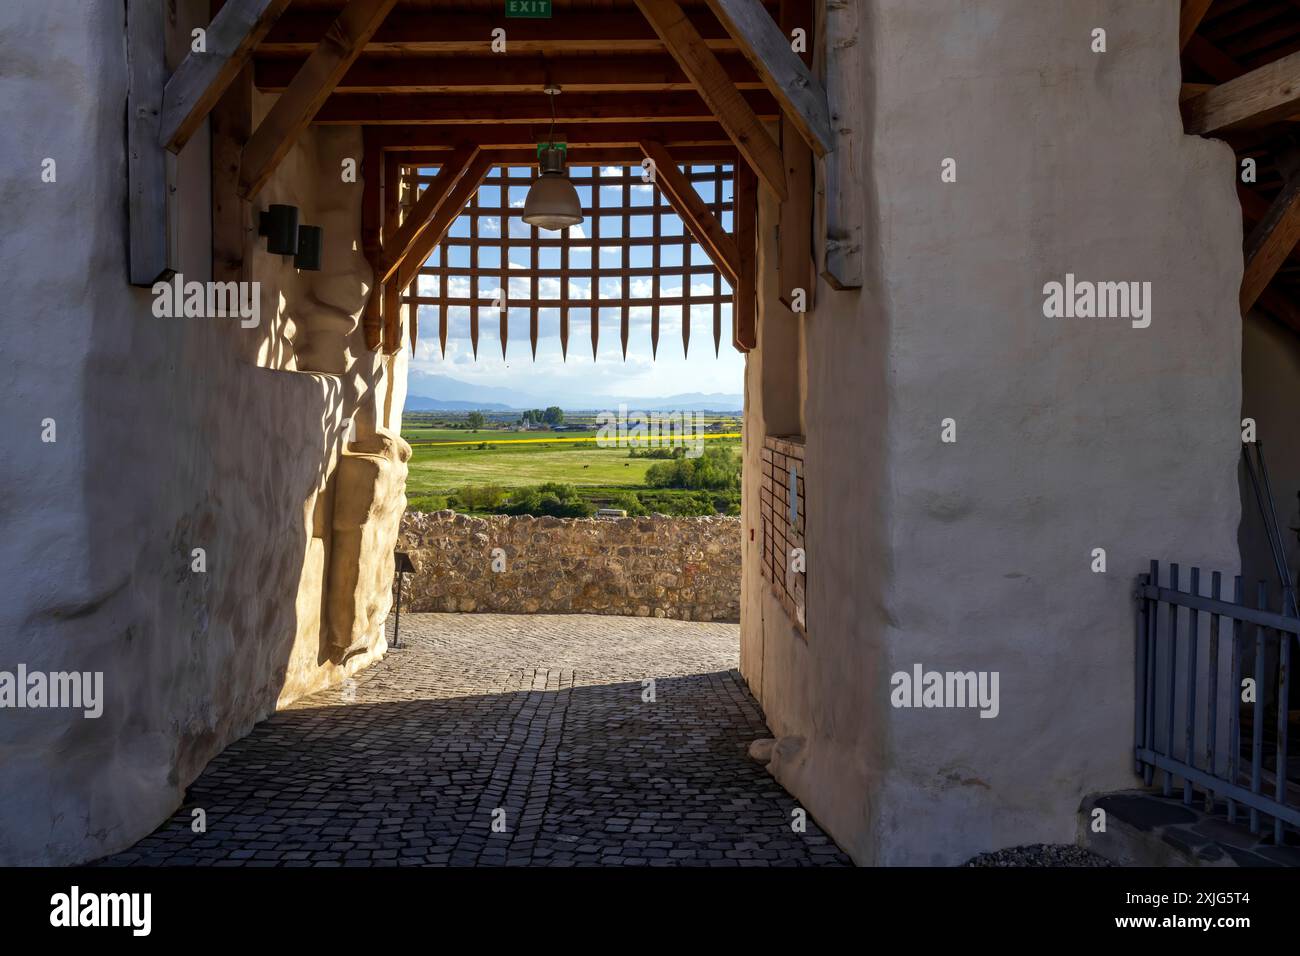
<box><xmin>546</xmin><ymin>89</ymin><xmax>557</xmax><ymax>148</ymax></box>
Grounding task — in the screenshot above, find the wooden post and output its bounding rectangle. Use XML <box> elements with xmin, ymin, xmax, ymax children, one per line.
<box><xmin>211</xmin><ymin>64</ymin><xmax>253</xmax><ymax>287</ymax></box>
<box><xmin>733</xmin><ymin>160</ymin><xmax>758</xmax><ymax>350</ymax></box>
<box><xmin>819</xmin><ymin>0</ymin><xmax>863</xmax><ymax>289</ymax></box>
<box><xmin>128</xmin><ymin>0</ymin><xmax>178</xmax><ymax>285</ymax></box>
<box><xmin>778</xmin><ymin>0</ymin><xmax>815</xmax><ymax>313</ymax></box>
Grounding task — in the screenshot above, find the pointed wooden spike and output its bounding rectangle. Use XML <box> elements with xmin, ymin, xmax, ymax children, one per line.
<box><xmin>471</xmin><ymin>310</ymin><xmax>480</xmax><ymax>358</ymax></box>
<box><xmin>530</xmin><ymin>313</ymin><xmax>539</xmax><ymax>360</ymax></box>
<box><xmin>683</xmin><ymin>308</ymin><xmax>691</xmax><ymax>357</ymax></box>
<box><xmin>500</xmin><ymin>310</ymin><xmax>508</xmax><ymax>360</ymax></box>
<box><xmin>591</xmin><ymin>311</ymin><xmax>599</xmax><ymax>360</ymax></box>
<box><xmin>560</xmin><ymin>312</ymin><xmax>569</xmax><ymax>361</ymax></box>
<box><xmin>714</xmin><ymin>309</ymin><xmax>721</xmax><ymax>356</ymax></box>
<box><xmin>651</xmin><ymin>313</ymin><xmax>660</xmax><ymax>359</ymax></box>
<box><xmin>439</xmin><ymin>308</ymin><xmax>448</xmax><ymax>357</ymax></box>
<box><xmin>621</xmin><ymin>312</ymin><xmax>630</xmax><ymax>359</ymax></box>
<box><xmin>409</xmin><ymin>306</ymin><xmax>419</xmax><ymax>353</ymax></box>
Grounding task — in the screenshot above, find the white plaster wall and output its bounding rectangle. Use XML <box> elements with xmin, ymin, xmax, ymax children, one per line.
<box><xmin>0</xmin><ymin>1</ymin><xmax>404</xmax><ymax>864</ymax></box>
<box><xmin>743</xmin><ymin>0</ymin><xmax>1243</xmax><ymax>865</ymax></box>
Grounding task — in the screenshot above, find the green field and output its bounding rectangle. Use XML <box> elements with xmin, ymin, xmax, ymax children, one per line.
<box><xmin>400</xmin><ymin>415</ymin><xmax>742</xmax><ymax>516</ymax></box>
<box><xmin>407</xmin><ymin>440</ymin><xmax>658</xmax><ymax>493</ymax></box>
<box><xmin>404</xmin><ymin>426</ymin><xmax>600</xmax><ymax>444</ymax></box>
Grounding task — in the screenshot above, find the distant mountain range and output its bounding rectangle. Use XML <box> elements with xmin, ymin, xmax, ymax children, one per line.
<box><xmin>405</xmin><ymin>371</ymin><xmax>742</xmax><ymax>412</ymax></box>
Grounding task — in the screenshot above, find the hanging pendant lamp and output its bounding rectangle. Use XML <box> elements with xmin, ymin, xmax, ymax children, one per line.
<box><xmin>522</xmin><ymin>86</ymin><xmax>583</xmax><ymax>231</ymax></box>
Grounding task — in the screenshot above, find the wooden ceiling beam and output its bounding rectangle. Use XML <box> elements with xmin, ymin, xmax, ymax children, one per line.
<box><xmin>634</xmin><ymin>0</ymin><xmax>786</xmax><ymax>199</ymax></box>
<box><xmin>161</xmin><ymin>0</ymin><xmax>293</xmax><ymax>153</ymax></box>
<box><xmin>367</xmin><ymin>123</ymin><xmax>735</xmax><ymax>150</ymax></box>
<box><xmin>313</xmin><ymin>90</ymin><xmax>779</xmax><ymax>125</ymax></box>
<box><xmin>704</xmin><ymin>0</ymin><xmax>833</xmax><ymax>156</ymax></box>
<box><xmin>258</xmin><ymin>9</ymin><xmax>742</xmax><ymax>54</ymax></box>
<box><xmin>255</xmin><ymin>52</ymin><xmax>762</xmax><ymax>93</ymax></box>
<box><xmin>1241</xmin><ymin>172</ymin><xmax>1300</xmax><ymax>313</ymax></box>
<box><xmin>377</xmin><ymin>143</ymin><xmax>479</xmax><ymax>285</ymax></box>
<box><xmin>395</xmin><ymin>146</ymin><xmax>739</xmax><ymax>168</ymax></box>
<box><xmin>1183</xmin><ymin>47</ymin><xmax>1300</xmax><ymax>136</ymax></box>
<box><xmin>239</xmin><ymin>0</ymin><xmax>399</xmax><ymax>198</ymax></box>
<box><xmin>640</xmin><ymin>139</ymin><xmax>739</xmax><ymax>283</ymax></box>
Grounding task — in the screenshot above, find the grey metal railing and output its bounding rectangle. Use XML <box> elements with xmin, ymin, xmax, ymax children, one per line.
<box><xmin>1135</xmin><ymin>561</ymin><xmax>1297</xmax><ymax>843</ymax></box>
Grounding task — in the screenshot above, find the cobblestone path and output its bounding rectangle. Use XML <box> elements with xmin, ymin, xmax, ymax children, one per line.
<box><xmin>98</xmin><ymin>614</ymin><xmax>851</xmax><ymax>867</ymax></box>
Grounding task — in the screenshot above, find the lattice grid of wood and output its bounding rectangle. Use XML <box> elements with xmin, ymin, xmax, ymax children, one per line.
<box><xmin>760</xmin><ymin>435</ymin><xmax>806</xmax><ymax>633</ymax></box>
<box><xmin>399</xmin><ymin>161</ymin><xmax>735</xmax><ymax>359</ymax></box>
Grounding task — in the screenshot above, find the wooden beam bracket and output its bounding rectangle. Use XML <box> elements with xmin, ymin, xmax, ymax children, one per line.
<box><xmin>160</xmin><ymin>0</ymin><xmax>293</xmax><ymax>153</ymax></box>
<box><xmin>640</xmin><ymin>139</ymin><xmax>740</xmax><ymax>282</ymax></box>
<box><xmin>127</xmin><ymin>0</ymin><xmax>178</xmax><ymax>286</ymax></box>
<box><xmin>704</xmin><ymin>0</ymin><xmax>833</xmax><ymax>156</ymax></box>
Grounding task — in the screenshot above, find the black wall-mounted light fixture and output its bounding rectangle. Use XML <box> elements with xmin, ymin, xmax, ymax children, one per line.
<box><xmin>294</xmin><ymin>225</ymin><xmax>323</xmax><ymax>271</ymax></box>
<box><xmin>258</xmin><ymin>204</ymin><xmax>300</xmax><ymax>255</ymax></box>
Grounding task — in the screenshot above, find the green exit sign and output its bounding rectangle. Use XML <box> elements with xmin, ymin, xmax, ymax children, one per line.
<box><xmin>506</xmin><ymin>0</ymin><xmax>551</xmax><ymax>17</ymax></box>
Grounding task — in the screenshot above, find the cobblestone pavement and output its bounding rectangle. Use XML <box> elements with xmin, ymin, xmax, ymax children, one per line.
<box><xmin>98</xmin><ymin>613</ymin><xmax>851</xmax><ymax>867</ymax></box>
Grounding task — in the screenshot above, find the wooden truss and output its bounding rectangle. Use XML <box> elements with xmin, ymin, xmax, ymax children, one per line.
<box><xmin>132</xmin><ymin>0</ymin><xmax>847</xmax><ymax>355</ymax></box>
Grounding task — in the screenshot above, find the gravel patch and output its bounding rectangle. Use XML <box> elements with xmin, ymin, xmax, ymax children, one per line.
<box><xmin>963</xmin><ymin>844</ymin><xmax>1115</xmax><ymax>867</ymax></box>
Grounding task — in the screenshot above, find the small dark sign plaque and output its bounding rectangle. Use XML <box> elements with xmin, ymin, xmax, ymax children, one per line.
<box><xmin>506</xmin><ymin>0</ymin><xmax>551</xmax><ymax>18</ymax></box>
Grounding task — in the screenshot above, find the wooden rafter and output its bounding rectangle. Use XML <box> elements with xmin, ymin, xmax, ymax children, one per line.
<box><xmin>1179</xmin><ymin>0</ymin><xmax>1215</xmax><ymax>54</ymax></box>
<box><xmin>640</xmin><ymin>140</ymin><xmax>740</xmax><ymax>282</ymax></box>
<box><xmin>634</xmin><ymin>0</ymin><xmax>787</xmax><ymax>199</ymax></box>
<box><xmin>239</xmin><ymin>0</ymin><xmax>399</xmax><ymax>198</ymax></box>
<box><xmin>1241</xmin><ymin>172</ymin><xmax>1300</xmax><ymax>313</ymax></box>
<box><xmin>396</xmin><ymin>153</ymin><xmax>495</xmax><ymax>293</ymax></box>
<box><xmin>160</xmin><ymin>0</ymin><xmax>292</xmax><ymax>153</ymax></box>
<box><xmin>704</xmin><ymin>0</ymin><xmax>832</xmax><ymax>156</ymax></box>
<box><xmin>1183</xmin><ymin>49</ymin><xmax>1300</xmax><ymax>135</ymax></box>
<box><xmin>377</xmin><ymin>144</ymin><xmax>480</xmax><ymax>284</ymax></box>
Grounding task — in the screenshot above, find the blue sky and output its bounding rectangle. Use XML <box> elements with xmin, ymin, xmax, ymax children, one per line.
<box><xmin>407</xmin><ymin>165</ymin><xmax>746</xmax><ymax>402</ymax></box>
